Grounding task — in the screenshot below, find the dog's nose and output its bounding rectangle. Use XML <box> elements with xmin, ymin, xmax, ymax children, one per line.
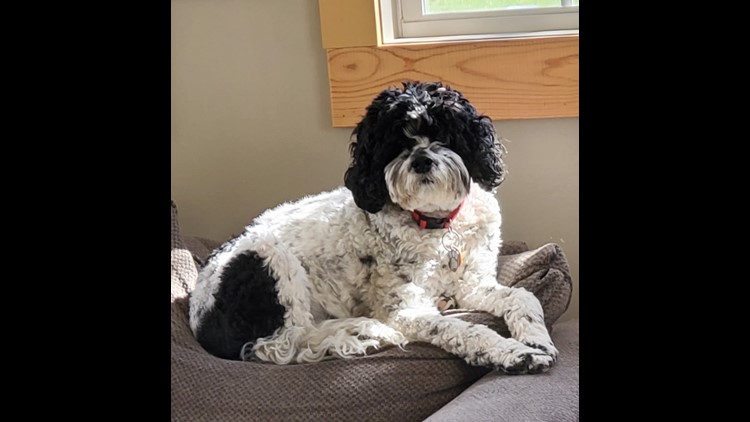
<box><xmin>411</xmin><ymin>155</ymin><xmax>433</xmax><ymax>174</ymax></box>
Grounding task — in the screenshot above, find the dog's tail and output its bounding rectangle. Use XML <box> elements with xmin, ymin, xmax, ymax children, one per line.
<box><xmin>247</xmin><ymin>317</ymin><xmax>408</xmax><ymax>364</ymax></box>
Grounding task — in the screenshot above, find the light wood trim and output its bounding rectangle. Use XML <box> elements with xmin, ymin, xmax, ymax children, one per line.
<box><xmin>326</xmin><ymin>36</ymin><xmax>579</xmax><ymax>127</ymax></box>
<box><xmin>319</xmin><ymin>0</ymin><xmax>379</xmax><ymax>48</ymax></box>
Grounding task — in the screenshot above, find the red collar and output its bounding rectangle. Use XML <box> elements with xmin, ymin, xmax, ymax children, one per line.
<box><xmin>411</xmin><ymin>199</ymin><xmax>465</xmax><ymax>229</ymax></box>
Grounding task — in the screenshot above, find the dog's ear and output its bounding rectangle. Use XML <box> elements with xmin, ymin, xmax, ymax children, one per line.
<box><xmin>345</xmin><ymin>89</ymin><xmax>402</xmax><ymax>213</ymax></box>
<box><xmin>431</xmin><ymin>87</ymin><xmax>506</xmax><ymax>191</ymax></box>
<box><xmin>465</xmin><ymin>115</ymin><xmax>506</xmax><ymax>190</ymax></box>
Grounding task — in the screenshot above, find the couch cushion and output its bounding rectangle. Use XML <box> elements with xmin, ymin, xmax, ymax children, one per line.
<box><xmin>425</xmin><ymin>319</ymin><xmax>579</xmax><ymax>422</ymax></box>
<box><xmin>181</xmin><ymin>236</ymin><xmax>220</xmax><ymax>269</ymax></box>
<box><xmin>497</xmin><ymin>242</ymin><xmax>573</xmax><ymax>327</ymax></box>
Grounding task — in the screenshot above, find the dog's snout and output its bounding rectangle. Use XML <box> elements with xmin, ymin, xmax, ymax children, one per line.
<box><xmin>411</xmin><ymin>154</ymin><xmax>433</xmax><ymax>174</ymax></box>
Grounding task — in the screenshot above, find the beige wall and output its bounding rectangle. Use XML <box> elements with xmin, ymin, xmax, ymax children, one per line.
<box><xmin>171</xmin><ymin>0</ymin><xmax>579</xmax><ymax>321</ymax></box>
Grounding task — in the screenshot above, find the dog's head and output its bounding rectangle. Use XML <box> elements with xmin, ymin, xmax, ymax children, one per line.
<box><xmin>345</xmin><ymin>81</ymin><xmax>505</xmax><ymax>214</ymax></box>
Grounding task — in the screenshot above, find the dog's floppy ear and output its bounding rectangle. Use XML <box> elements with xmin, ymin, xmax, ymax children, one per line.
<box><xmin>425</xmin><ymin>84</ymin><xmax>505</xmax><ymax>191</ymax></box>
<box><xmin>345</xmin><ymin>89</ymin><xmax>402</xmax><ymax>213</ymax></box>
<box><xmin>465</xmin><ymin>115</ymin><xmax>506</xmax><ymax>190</ymax></box>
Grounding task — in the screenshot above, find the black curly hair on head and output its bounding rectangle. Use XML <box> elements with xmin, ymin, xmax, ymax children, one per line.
<box><xmin>345</xmin><ymin>81</ymin><xmax>505</xmax><ymax>213</ymax></box>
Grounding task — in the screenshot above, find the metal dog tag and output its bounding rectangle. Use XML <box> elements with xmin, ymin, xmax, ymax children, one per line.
<box><xmin>448</xmin><ymin>246</ymin><xmax>462</xmax><ymax>272</ymax></box>
<box><xmin>442</xmin><ymin>228</ymin><xmax>464</xmax><ymax>272</ymax></box>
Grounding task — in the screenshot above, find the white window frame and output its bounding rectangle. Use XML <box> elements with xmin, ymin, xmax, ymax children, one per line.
<box><xmin>380</xmin><ymin>0</ymin><xmax>579</xmax><ymax>45</ymax></box>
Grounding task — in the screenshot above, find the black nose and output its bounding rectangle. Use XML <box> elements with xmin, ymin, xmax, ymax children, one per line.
<box><xmin>411</xmin><ymin>155</ymin><xmax>433</xmax><ymax>174</ymax></box>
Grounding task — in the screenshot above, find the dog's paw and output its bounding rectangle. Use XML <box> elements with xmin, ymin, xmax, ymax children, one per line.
<box><xmin>493</xmin><ymin>346</ymin><xmax>553</xmax><ymax>375</ymax></box>
<box><xmin>483</xmin><ymin>340</ymin><xmax>553</xmax><ymax>374</ymax></box>
<box><xmin>522</xmin><ymin>339</ymin><xmax>559</xmax><ymax>362</ymax></box>
<box><xmin>515</xmin><ymin>325</ymin><xmax>558</xmax><ymax>362</ymax></box>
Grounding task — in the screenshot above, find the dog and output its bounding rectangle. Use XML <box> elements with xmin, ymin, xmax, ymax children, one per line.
<box><xmin>189</xmin><ymin>81</ymin><xmax>557</xmax><ymax>374</ymax></box>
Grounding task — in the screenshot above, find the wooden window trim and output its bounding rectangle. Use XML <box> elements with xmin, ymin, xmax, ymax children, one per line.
<box><xmin>319</xmin><ymin>0</ymin><xmax>579</xmax><ymax>128</ymax></box>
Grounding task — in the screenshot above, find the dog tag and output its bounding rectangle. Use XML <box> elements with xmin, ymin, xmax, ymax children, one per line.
<box><xmin>448</xmin><ymin>246</ymin><xmax>462</xmax><ymax>272</ymax></box>
<box><xmin>442</xmin><ymin>228</ymin><xmax>464</xmax><ymax>272</ymax></box>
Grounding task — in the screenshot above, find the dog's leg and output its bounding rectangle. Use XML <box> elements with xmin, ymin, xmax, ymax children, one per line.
<box><xmin>254</xmin><ymin>317</ymin><xmax>407</xmax><ymax>364</ymax></box>
<box><xmin>254</xmin><ymin>318</ymin><xmax>406</xmax><ymax>364</ymax></box>
<box><xmin>384</xmin><ymin>283</ymin><xmax>552</xmax><ymax>374</ymax></box>
<box><xmin>292</xmin><ymin>317</ymin><xmax>408</xmax><ymax>363</ymax></box>
<box><xmin>389</xmin><ymin>307</ymin><xmax>553</xmax><ymax>374</ymax></box>
<box><xmin>456</xmin><ymin>282</ymin><xmax>558</xmax><ymax>361</ymax></box>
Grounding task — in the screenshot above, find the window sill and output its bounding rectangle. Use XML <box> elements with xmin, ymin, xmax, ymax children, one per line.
<box><xmin>381</xmin><ymin>30</ymin><xmax>578</xmax><ymax>46</ymax></box>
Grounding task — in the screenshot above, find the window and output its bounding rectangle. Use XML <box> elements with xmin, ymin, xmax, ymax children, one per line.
<box><xmin>381</xmin><ymin>0</ymin><xmax>579</xmax><ymax>44</ymax></box>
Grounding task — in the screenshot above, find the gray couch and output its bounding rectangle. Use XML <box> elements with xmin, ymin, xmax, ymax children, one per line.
<box><xmin>171</xmin><ymin>201</ymin><xmax>579</xmax><ymax>421</ymax></box>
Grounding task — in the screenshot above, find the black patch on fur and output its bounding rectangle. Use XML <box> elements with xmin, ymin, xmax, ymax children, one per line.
<box><xmin>524</xmin><ymin>343</ymin><xmax>549</xmax><ymax>354</ymax></box>
<box><xmin>195</xmin><ymin>251</ymin><xmax>285</xmax><ymax>360</ymax></box>
<box><xmin>359</xmin><ymin>256</ymin><xmax>374</xmax><ymax>288</ymax></box>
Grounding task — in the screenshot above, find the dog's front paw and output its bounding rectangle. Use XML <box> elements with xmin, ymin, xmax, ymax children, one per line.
<box><xmin>495</xmin><ymin>348</ymin><xmax>553</xmax><ymax>375</ymax></box>
<box><xmin>515</xmin><ymin>325</ymin><xmax>558</xmax><ymax>362</ymax></box>
<box><xmin>487</xmin><ymin>340</ymin><xmax>553</xmax><ymax>375</ymax></box>
<box><xmin>522</xmin><ymin>339</ymin><xmax>559</xmax><ymax>363</ymax></box>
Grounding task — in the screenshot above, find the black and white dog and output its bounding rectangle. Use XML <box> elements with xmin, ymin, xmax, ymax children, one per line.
<box><xmin>189</xmin><ymin>82</ymin><xmax>557</xmax><ymax>374</ymax></box>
